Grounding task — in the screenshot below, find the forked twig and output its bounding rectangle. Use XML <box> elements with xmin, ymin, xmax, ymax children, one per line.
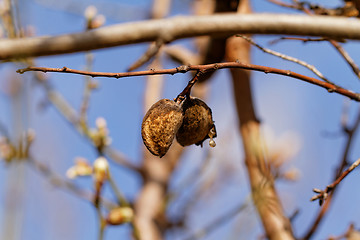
<box><xmin>238</xmin><ymin>35</ymin><xmax>332</xmax><ymax>84</ymax></box>
<box><xmin>303</xmin><ymin>106</ymin><xmax>360</xmax><ymax>240</ymax></box>
<box><xmin>182</xmin><ymin>198</ymin><xmax>250</xmax><ymax>240</ymax></box>
<box><xmin>27</xmin><ymin>156</ymin><xmax>117</xmax><ymax>209</ymax></box>
<box><xmin>269</xmin><ymin>37</ymin><xmax>344</xmax><ymax>45</ymax></box>
<box><xmin>127</xmin><ymin>39</ymin><xmax>164</xmax><ymax>71</ymax></box>
<box><xmin>330</xmin><ymin>40</ymin><xmax>360</xmax><ymax>80</ymax></box>
<box><xmin>311</xmin><ymin>158</ymin><xmax>360</xmax><ymax>205</ymax></box>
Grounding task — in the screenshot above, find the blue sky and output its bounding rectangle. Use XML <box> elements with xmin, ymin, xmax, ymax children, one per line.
<box><xmin>0</xmin><ymin>0</ymin><xmax>359</xmax><ymax>240</ymax></box>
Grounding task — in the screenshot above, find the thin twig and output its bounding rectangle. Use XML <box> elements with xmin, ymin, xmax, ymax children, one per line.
<box><xmin>96</xmin><ymin>203</ymin><xmax>106</xmax><ymax>240</ymax></box>
<box><xmin>127</xmin><ymin>39</ymin><xmax>164</xmax><ymax>71</ymax></box>
<box><xmin>103</xmin><ymin>147</ymin><xmax>142</xmax><ymax>174</ymax></box>
<box><xmin>175</xmin><ymin>71</ymin><xmax>203</xmax><ymax>103</ymax></box>
<box><xmin>79</xmin><ymin>52</ymin><xmax>96</xmax><ymax>131</ymax></box>
<box><xmin>267</xmin><ymin>0</ymin><xmax>308</xmax><ymax>11</ymax></box>
<box><xmin>27</xmin><ymin>155</ymin><xmax>117</xmax><ymax>209</ymax></box>
<box><xmin>266</xmin><ymin>4</ymin><xmax>360</xmax><ymax>81</ymax></box>
<box><xmin>329</xmin><ymin>40</ymin><xmax>360</xmax><ymax>80</ymax></box>
<box><xmin>269</xmin><ymin>37</ymin><xmax>343</xmax><ymax>45</ymax></box>
<box><xmin>17</xmin><ymin>62</ymin><xmax>360</xmax><ymax>101</ymax></box>
<box><xmin>238</xmin><ymin>35</ymin><xmax>332</xmax><ymax>84</ymax></box>
<box><xmin>168</xmin><ymin>150</ymin><xmax>212</xmax><ymax>203</ymax></box>
<box><xmin>163</xmin><ymin>45</ymin><xmax>201</xmax><ymax>65</ymax></box>
<box><xmin>302</xmin><ymin>106</ymin><xmax>360</xmax><ymax>239</ymax></box>
<box><xmin>108</xmin><ymin>173</ymin><xmax>129</xmax><ymax>207</ymax></box>
<box><xmin>311</xmin><ymin>158</ymin><xmax>360</xmax><ymax>204</ymax></box>
<box><xmin>166</xmin><ymin>149</ymin><xmax>213</xmax><ymax>224</ymax></box>
<box><xmin>33</xmin><ymin>75</ymin><xmax>141</xmax><ymax>172</ymax></box>
<box><xmin>182</xmin><ymin>198</ymin><xmax>250</xmax><ymax>240</ymax></box>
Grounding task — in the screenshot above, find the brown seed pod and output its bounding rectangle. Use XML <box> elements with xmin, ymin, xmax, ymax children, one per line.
<box><xmin>176</xmin><ymin>97</ymin><xmax>217</xmax><ymax>147</ymax></box>
<box><xmin>141</xmin><ymin>99</ymin><xmax>183</xmax><ymax>157</ymax></box>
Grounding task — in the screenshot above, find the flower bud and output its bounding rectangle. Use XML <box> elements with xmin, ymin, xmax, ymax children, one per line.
<box><xmin>93</xmin><ymin>156</ymin><xmax>109</xmax><ymax>183</ymax></box>
<box><xmin>176</xmin><ymin>97</ymin><xmax>216</xmax><ymax>147</ymax></box>
<box><xmin>141</xmin><ymin>99</ymin><xmax>183</xmax><ymax>157</ymax></box>
<box><xmin>282</xmin><ymin>168</ymin><xmax>300</xmax><ymax>181</ymax></box>
<box><xmin>66</xmin><ymin>157</ymin><xmax>93</xmax><ymax>179</ymax></box>
<box><xmin>106</xmin><ymin>207</ymin><xmax>134</xmax><ymax>225</ymax></box>
<box><xmin>84</xmin><ymin>5</ymin><xmax>97</xmax><ymax>20</ymax></box>
<box><xmin>0</xmin><ymin>137</ymin><xmax>15</xmax><ymax>162</ymax></box>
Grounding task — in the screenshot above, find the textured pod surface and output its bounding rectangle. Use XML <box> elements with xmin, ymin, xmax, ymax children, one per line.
<box><xmin>141</xmin><ymin>99</ymin><xmax>183</xmax><ymax>157</ymax></box>
<box><xmin>176</xmin><ymin>97</ymin><xmax>216</xmax><ymax>147</ymax></box>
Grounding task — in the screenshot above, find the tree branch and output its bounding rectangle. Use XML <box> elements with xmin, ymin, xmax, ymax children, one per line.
<box><xmin>329</xmin><ymin>40</ymin><xmax>360</xmax><ymax>80</ymax></box>
<box><xmin>34</xmin><ymin>75</ymin><xmax>141</xmax><ymax>173</ymax></box>
<box><xmin>311</xmin><ymin>158</ymin><xmax>360</xmax><ymax>205</ymax></box>
<box><xmin>225</xmin><ymin>1</ymin><xmax>294</xmax><ymax>238</ymax></box>
<box><xmin>182</xmin><ymin>198</ymin><xmax>250</xmax><ymax>240</ymax></box>
<box><xmin>27</xmin><ymin>156</ymin><xmax>117</xmax><ymax>210</ymax></box>
<box><xmin>238</xmin><ymin>35</ymin><xmax>331</xmax><ymax>84</ymax></box>
<box><xmin>2</xmin><ymin>14</ymin><xmax>360</xmax><ymax>60</ymax></box>
<box><xmin>302</xmin><ymin>106</ymin><xmax>360</xmax><ymax>239</ymax></box>
<box><xmin>17</xmin><ymin>62</ymin><xmax>360</xmax><ymax>101</ymax></box>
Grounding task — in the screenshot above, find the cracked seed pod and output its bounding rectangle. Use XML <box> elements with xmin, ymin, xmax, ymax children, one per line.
<box><xmin>176</xmin><ymin>97</ymin><xmax>217</xmax><ymax>147</ymax></box>
<box><xmin>141</xmin><ymin>99</ymin><xmax>183</xmax><ymax>157</ymax></box>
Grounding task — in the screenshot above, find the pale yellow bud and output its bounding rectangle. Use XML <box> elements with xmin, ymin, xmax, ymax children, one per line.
<box><xmin>88</xmin><ymin>80</ymin><xmax>99</xmax><ymax>89</ymax></box>
<box><xmin>66</xmin><ymin>167</ymin><xmax>78</xmax><ymax>179</ymax></box>
<box><xmin>96</xmin><ymin>117</ymin><xmax>107</xmax><ymax>129</ymax></box>
<box><xmin>283</xmin><ymin>168</ymin><xmax>300</xmax><ymax>181</ymax></box>
<box><xmin>27</xmin><ymin>129</ymin><xmax>36</xmax><ymax>142</ymax></box>
<box><xmin>90</xmin><ymin>15</ymin><xmax>106</xmax><ymax>29</ymax></box>
<box><xmin>84</xmin><ymin>5</ymin><xmax>97</xmax><ymax>20</ymax></box>
<box><xmin>106</xmin><ymin>207</ymin><xmax>134</xmax><ymax>225</ymax></box>
<box><xmin>0</xmin><ymin>137</ymin><xmax>15</xmax><ymax>161</ymax></box>
<box><xmin>93</xmin><ymin>157</ymin><xmax>109</xmax><ymax>182</ymax></box>
<box><xmin>66</xmin><ymin>157</ymin><xmax>93</xmax><ymax>179</ymax></box>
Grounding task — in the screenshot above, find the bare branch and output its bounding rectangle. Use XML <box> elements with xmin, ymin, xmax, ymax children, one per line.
<box><xmin>302</xmin><ymin>106</ymin><xmax>360</xmax><ymax>239</ymax></box>
<box><xmin>103</xmin><ymin>147</ymin><xmax>142</xmax><ymax>174</ymax></box>
<box><xmin>329</xmin><ymin>40</ymin><xmax>360</xmax><ymax>80</ymax></box>
<box><xmin>267</xmin><ymin>0</ymin><xmax>308</xmax><ymax>11</ymax></box>
<box><xmin>266</xmin><ymin>1</ymin><xmax>360</xmax><ymax>82</ymax></box>
<box><xmin>27</xmin><ymin>156</ymin><xmax>117</xmax><ymax>209</ymax></box>
<box><xmin>2</xmin><ymin>14</ymin><xmax>360</xmax><ymax>60</ymax></box>
<box><xmin>127</xmin><ymin>39</ymin><xmax>164</xmax><ymax>71</ymax></box>
<box><xmin>311</xmin><ymin>158</ymin><xmax>360</xmax><ymax>205</ymax></box>
<box><xmin>134</xmin><ymin>55</ymin><xmax>185</xmax><ymax>240</ymax></box>
<box><xmin>267</xmin><ymin>36</ymin><xmax>360</xmax><ymax>82</ymax></box>
<box><xmin>238</xmin><ymin>35</ymin><xmax>332</xmax><ymax>83</ymax></box>
<box><xmin>163</xmin><ymin>45</ymin><xmax>201</xmax><ymax>65</ymax></box>
<box><xmin>269</xmin><ymin>37</ymin><xmax>336</xmax><ymax>45</ymax></box>
<box><xmin>34</xmin><ymin>76</ymin><xmax>141</xmax><ymax>173</ymax></box>
<box><xmin>182</xmin><ymin>199</ymin><xmax>250</xmax><ymax>240</ymax></box>
<box><xmin>17</xmin><ymin>62</ymin><xmax>360</xmax><ymax>101</ymax></box>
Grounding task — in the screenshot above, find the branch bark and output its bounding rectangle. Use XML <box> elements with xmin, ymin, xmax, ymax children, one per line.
<box><xmin>2</xmin><ymin>14</ymin><xmax>360</xmax><ymax>60</ymax></box>
<box><xmin>225</xmin><ymin>1</ymin><xmax>294</xmax><ymax>239</ymax></box>
<box><xmin>17</xmin><ymin>63</ymin><xmax>360</xmax><ymax>101</ymax></box>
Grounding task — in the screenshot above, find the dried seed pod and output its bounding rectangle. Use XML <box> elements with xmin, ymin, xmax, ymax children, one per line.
<box><xmin>176</xmin><ymin>97</ymin><xmax>217</xmax><ymax>147</ymax></box>
<box><xmin>141</xmin><ymin>99</ymin><xmax>183</xmax><ymax>157</ymax></box>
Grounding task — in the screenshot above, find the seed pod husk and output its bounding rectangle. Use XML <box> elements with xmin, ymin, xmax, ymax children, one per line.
<box><xmin>176</xmin><ymin>97</ymin><xmax>216</xmax><ymax>147</ymax></box>
<box><xmin>141</xmin><ymin>99</ymin><xmax>183</xmax><ymax>157</ymax></box>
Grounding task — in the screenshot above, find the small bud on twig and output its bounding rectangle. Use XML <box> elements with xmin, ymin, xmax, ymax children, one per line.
<box><xmin>66</xmin><ymin>157</ymin><xmax>93</xmax><ymax>179</ymax></box>
<box><xmin>106</xmin><ymin>207</ymin><xmax>134</xmax><ymax>225</ymax></box>
<box><xmin>93</xmin><ymin>156</ymin><xmax>109</xmax><ymax>183</ymax></box>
